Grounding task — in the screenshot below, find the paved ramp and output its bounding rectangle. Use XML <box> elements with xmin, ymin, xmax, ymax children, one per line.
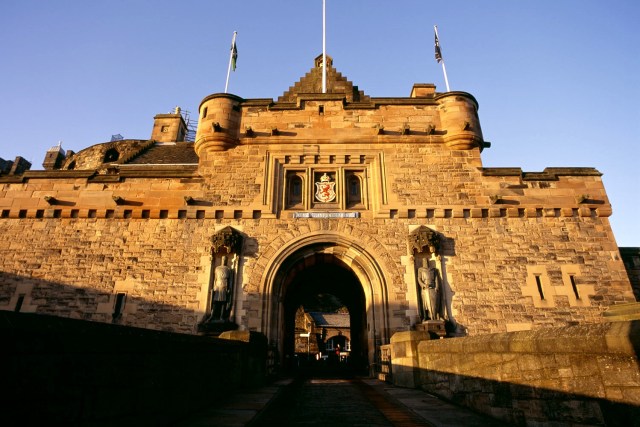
<box><xmin>174</xmin><ymin>376</ymin><xmax>509</xmax><ymax>427</ymax></box>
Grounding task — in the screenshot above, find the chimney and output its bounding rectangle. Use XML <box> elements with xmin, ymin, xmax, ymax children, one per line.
<box><xmin>42</xmin><ymin>142</ymin><xmax>66</xmax><ymax>170</ymax></box>
<box><xmin>151</xmin><ymin>107</ymin><xmax>188</xmax><ymax>143</ymax></box>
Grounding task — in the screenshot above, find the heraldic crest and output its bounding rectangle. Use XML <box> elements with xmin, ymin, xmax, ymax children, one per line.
<box><xmin>315</xmin><ymin>172</ymin><xmax>336</xmax><ymax>203</ymax></box>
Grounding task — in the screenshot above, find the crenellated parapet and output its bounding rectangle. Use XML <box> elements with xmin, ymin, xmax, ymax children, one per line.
<box><xmin>192</xmin><ymin>57</ymin><xmax>490</xmax><ymax>163</ymax></box>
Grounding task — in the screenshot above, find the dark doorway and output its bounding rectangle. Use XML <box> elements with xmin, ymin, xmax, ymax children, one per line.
<box><xmin>281</xmin><ymin>254</ymin><xmax>368</xmax><ymax>374</ymax></box>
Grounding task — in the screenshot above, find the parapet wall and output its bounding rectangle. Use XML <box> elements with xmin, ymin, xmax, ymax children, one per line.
<box><xmin>1</xmin><ymin>311</ymin><xmax>268</xmax><ymax>425</ymax></box>
<box><xmin>387</xmin><ymin>321</ymin><xmax>640</xmax><ymax>425</ymax></box>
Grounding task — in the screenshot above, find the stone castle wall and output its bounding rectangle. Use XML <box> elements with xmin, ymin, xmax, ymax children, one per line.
<box><xmin>385</xmin><ymin>322</ymin><xmax>640</xmax><ymax>425</ymax></box>
<box><xmin>0</xmin><ymin>72</ymin><xmax>634</xmax><ymax>342</ymax></box>
<box><xmin>0</xmin><ymin>145</ymin><xmax>632</xmax><ymax>336</ymax></box>
<box><xmin>2</xmin><ymin>311</ymin><xmax>267</xmax><ymax>425</ymax></box>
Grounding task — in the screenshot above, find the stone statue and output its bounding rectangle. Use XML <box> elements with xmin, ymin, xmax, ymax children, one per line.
<box><xmin>417</xmin><ymin>258</ymin><xmax>442</xmax><ymax>321</ymax></box>
<box><xmin>211</xmin><ymin>255</ymin><xmax>232</xmax><ymax>321</ymax></box>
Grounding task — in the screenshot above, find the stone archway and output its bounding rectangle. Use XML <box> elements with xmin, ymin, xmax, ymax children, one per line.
<box><xmin>260</xmin><ymin>232</ymin><xmax>390</xmax><ymax>372</ymax></box>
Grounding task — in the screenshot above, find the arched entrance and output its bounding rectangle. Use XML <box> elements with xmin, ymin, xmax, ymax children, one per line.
<box><xmin>260</xmin><ymin>233</ymin><xmax>390</xmax><ymax>374</ymax></box>
<box><xmin>282</xmin><ymin>255</ymin><xmax>366</xmax><ymax>370</ymax></box>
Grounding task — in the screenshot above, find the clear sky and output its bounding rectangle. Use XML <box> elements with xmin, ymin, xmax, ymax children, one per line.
<box><xmin>1</xmin><ymin>1</ymin><xmax>638</xmax><ymax>246</ymax></box>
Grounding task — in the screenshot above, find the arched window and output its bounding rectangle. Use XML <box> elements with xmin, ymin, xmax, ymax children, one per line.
<box><xmin>103</xmin><ymin>148</ymin><xmax>120</xmax><ymax>163</ymax></box>
<box><xmin>286</xmin><ymin>174</ymin><xmax>304</xmax><ymax>208</ymax></box>
<box><xmin>346</xmin><ymin>173</ymin><xmax>362</xmax><ymax>207</ymax></box>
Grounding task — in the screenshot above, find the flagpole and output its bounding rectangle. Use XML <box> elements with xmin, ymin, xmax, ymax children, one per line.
<box><xmin>225</xmin><ymin>31</ymin><xmax>238</xmax><ymax>94</ymax></box>
<box><xmin>434</xmin><ymin>25</ymin><xmax>450</xmax><ymax>92</ymax></box>
<box><xmin>322</xmin><ymin>0</ymin><xmax>327</xmax><ymax>93</ymax></box>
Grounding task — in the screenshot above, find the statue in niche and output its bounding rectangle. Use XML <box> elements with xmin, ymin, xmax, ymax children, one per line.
<box><xmin>211</xmin><ymin>255</ymin><xmax>232</xmax><ymax>321</ymax></box>
<box><xmin>417</xmin><ymin>258</ymin><xmax>443</xmax><ymax>321</ymax></box>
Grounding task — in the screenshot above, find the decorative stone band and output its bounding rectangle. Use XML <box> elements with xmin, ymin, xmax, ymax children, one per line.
<box><xmin>292</xmin><ymin>212</ymin><xmax>360</xmax><ymax>219</ymax></box>
<box><xmin>0</xmin><ymin>207</ymin><xmax>611</xmax><ymax>220</ymax></box>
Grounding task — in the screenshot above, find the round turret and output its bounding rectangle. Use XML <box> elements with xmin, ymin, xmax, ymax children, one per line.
<box><xmin>194</xmin><ymin>93</ymin><xmax>243</xmax><ymax>157</ymax></box>
<box><xmin>436</xmin><ymin>92</ymin><xmax>484</xmax><ymax>150</ymax></box>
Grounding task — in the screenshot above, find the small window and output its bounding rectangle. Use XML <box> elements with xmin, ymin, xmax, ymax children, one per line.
<box><xmin>14</xmin><ymin>294</ymin><xmax>25</xmax><ymax>312</ymax></box>
<box><xmin>570</xmin><ymin>275</ymin><xmax>580</xmax><ymax>299</ymax></box>
<box><xmin>535</xmin><ymin>276</ymin><xmax>545</xmax><ymax>300</ymax></box>
<box><xmin>346</xmin><ymin>174</ymin><xmax>362</xmax><ymax>207</ymax></box>
<box><xmin>103</xmin><ymin>148</ymin><xmax>120</xmax><ymax>163</ymax></box>
<box><xmin>202</xmin><ymin>107</ymin><xmax>208</xmax><ymax>118</ymax></box>
<box><xmin>112</xmin><ymin>292</ymin><xmax>127</xmax><ymax>323</ymax></box>
<box><xmin>286</xmin><ymin>173</ymin><xmax>304</xmax><ymax>208</ymax></box>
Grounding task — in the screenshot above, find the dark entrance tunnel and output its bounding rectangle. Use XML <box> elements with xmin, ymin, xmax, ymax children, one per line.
<box><xmin>281</xmin><ymin>253</ymin><xmax>368</xmax><ymax>372</ymax></box>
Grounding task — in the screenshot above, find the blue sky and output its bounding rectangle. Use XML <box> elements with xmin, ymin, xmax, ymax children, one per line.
<box><xmin>1</xmin><ymin>1</ymin><xmax>638</xmax><ymax>246</ymax></box>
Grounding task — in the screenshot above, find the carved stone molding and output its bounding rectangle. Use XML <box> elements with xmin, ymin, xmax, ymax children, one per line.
<box><xmin>409</xmin><ymin>226</ymin><xmax>441</xmax><ymax>255</ymax></box>
<box><xmin>211</xmin><ymin>226</ymin><xmax>243</xmax><ymax>255</ymax></box>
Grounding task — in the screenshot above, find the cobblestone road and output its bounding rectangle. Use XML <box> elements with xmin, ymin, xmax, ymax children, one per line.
<box><xmin>175</xmin><ymin>372</ymin><xmax>509</xmax><ymax>427</ymax></box>
<box><xmin>250</xmin><ymin>377</ymin><xmax>429</xmax><ymax>426</ymax></box>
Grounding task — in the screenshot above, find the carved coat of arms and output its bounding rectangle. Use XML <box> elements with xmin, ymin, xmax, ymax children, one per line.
<box><xmin>315</xmin><ymin>173</ymin><xmax>336</xmax><ymax>203</ymax></box>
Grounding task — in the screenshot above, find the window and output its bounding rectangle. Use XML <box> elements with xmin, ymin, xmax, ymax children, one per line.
<box><xmin>346</xmin><ymin>172</ymin><xmax>363</xmax><ymax>207</ymax></box>
<box><xmin>14</xmin><ymin>294</ymin><xmax>25</xmax><ymax>312</ymax></box>
<box><xmin>535</xmin><ymin>275</ymin><xmax>545</xmax><ymax>300</ymax></box>
<box><xmin>103</xmin><ymin>148</ymin><xmax>120</xmax><ymax>163</ymax></box>
<box><xmin>112</xmin><ymin>292</ymin><xmax>126</xmax><ymax>323</ymax></box>
<box><xmin>286</xmin><ymin>172</ymin><xmax>304</xmax><ymax>209</ymax></box>
<box><xmin>570</xmin><ymin>275</ymin><xmax>580</xmax><ymax>299</ymax></box>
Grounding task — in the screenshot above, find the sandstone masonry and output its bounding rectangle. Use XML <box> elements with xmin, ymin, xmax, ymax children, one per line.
<box><xmin>0</xmin><ymin>56</ymin><xmax>634</xmax><ymax>368</ymax></box>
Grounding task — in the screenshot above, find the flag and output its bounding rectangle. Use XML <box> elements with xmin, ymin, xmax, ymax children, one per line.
<box><xmin>434</xmin><ymin>31</ymin><xmax>442</xmax><ymax>63</ymax></box>
<box><xmin>231</xmin><ymin>39</ymin><xmax>238</xmax><ymax>71</ymax></box>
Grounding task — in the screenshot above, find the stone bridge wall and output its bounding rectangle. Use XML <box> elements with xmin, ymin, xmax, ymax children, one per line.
<box><xmin>387</xmin><ymin>321</ymin><xmax>640</xmax><ymax>425</ymax></box>
<box><xmin>2</xmin><ymin>311</ymin><xmax>267</xmax><ymax>425</ymax></box>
